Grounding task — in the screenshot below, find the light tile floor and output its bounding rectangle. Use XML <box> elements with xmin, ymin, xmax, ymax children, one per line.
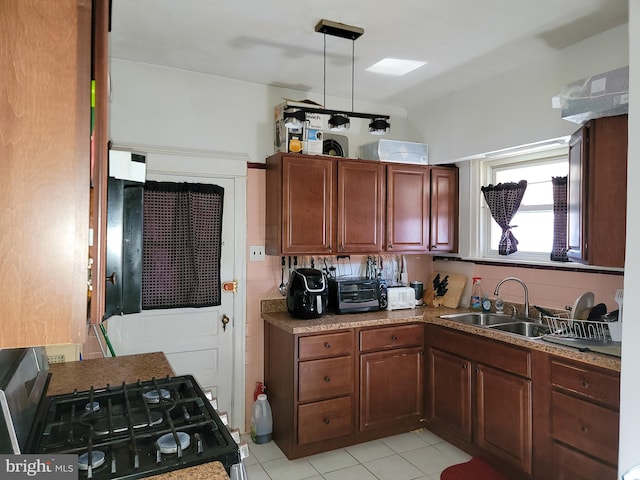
<box><xmin>242</xmin><ymin>429</ymin><xmax>471</xmax><ymax>480</ymax></box>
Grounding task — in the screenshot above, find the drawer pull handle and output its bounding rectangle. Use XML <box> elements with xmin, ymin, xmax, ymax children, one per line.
<box><xmin>391</xmin><ymin>335</ymin><xmax>398</xmax><ymax>341</ymax></box>
<box><xmin>324</xmin><ymin>376</ymin><xmax>331</xmax><ymax>383</ymax></box>
<box><xmin>324</xmin><ymin>342</ymin><xmax>331</xmax><ymax>349</ymax></box>
<box><xmin>580</xmin><ymin>425</ymin><xmax>589</xmax><ymax>433</ymax></box>
<box><xmin>582</xmin><ymin>380</ymin><xmax>590</xmax><ymax>389</ymax></box>
<box><xmin>323</xmin><ymin>418</ymin><xmax>330</xmax><ymax>425</ymax></box>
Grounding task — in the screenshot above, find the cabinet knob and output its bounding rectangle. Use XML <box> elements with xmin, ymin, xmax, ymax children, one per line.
<box><xmin>580</xmin><ymin>425</ymin><xmax>589</xmax><ymax>433</ymax></box>
<box><xmin>581</xmin><ymin>380</ymin><xmax>590</xmax><ymax>389</ymax></box>
<box><xmin>324</xmin><ymin>342</ymin><xmax>331</xmax><ymax>349</ymax></box>
<box><xmin>462</xmin><ymin>364</ymin><xmax>467</xmax><ymax>370</ymax></box>
<box><xmin>106</xmin><ymin>272</ymin><xmax>117</xmax><ymax>285</ymax></box>
<box><xmin>391</xmin><ymin>335</ymin><xmax>398</xmax><ymax>341</ymax></box>
<box><xmin>324</xmin><ymin>376</ymin><xmax>331</xmax><ymax>383</ymax></box>
<box><xmin>388</xmin><ymin>244</ymin><xmax>393</xmax><ymax>249</ymax></box>
<box><xmin>323</xmin><ymin>418</ymin><xmax>330</xmax><ymax>425</ymax></box>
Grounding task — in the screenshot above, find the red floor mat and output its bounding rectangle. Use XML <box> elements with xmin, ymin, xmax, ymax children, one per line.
<box><xmin>441</xmin><ymin>457</ymin><xmax>510</xmax><ymax>480</ymax></box>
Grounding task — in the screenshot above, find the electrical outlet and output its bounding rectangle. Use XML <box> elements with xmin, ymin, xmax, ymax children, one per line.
<box><xmin>47</xmin><ymin>354</ymin><xmax>66</xmax><ymax>364</ymax></box>
<box><xmin>249</xmin><ymin>245</ymin><xmax>265</xmax><ymax>261</ymax></box>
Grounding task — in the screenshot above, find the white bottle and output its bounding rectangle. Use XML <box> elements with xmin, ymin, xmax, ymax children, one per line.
<box><xmin>250</xmin><ymin>394</ymin><xmax>273</xmax><ymax>444</ymax></box>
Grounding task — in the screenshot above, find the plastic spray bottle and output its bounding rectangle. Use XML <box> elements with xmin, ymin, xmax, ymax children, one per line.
<box><xmin>471</xmin><ymin>277</ymin><xmax>482</xmax><ymax>310</ymax></box>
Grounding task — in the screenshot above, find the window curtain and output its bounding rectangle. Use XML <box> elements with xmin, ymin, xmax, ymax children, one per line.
<box><xmin>142</xmin><ymin>181</ymin><xmax>224</xmax><ymax>309</ymax></box>
<box><xmin>481</xmin><ymin>180</ymin><xmax>527</xmax><ymax>255</ymax></box>
<box><xmin>551</xmin><ymin>176</ymin><xmax>569</xmax><ymax>262</ymax></box>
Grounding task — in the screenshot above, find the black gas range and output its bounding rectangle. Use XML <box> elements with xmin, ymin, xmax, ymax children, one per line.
<box><xmin>1</xmin><ymin>348</ymin><xmax>241</xmax><ymax>479</ymax></box>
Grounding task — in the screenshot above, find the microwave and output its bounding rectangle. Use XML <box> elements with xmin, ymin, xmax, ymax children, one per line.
<box><xmin>328</xmin><ymin>277</ymin><xmax>385</xmax><ymax>314</ymax></box>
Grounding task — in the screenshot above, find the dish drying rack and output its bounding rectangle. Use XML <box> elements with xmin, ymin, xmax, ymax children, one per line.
<box><xmin>543</xmin><ymin>313</ymin><xmax>621</xmax><ymax>342</ymax></box>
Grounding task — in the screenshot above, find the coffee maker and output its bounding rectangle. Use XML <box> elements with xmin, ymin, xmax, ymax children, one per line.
<box><xmin>286</xmin><ymin>268</ymin><xmax>328</xmax><ymax>319</ymax></box>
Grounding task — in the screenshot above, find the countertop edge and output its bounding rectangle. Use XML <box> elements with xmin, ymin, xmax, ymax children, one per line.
<box><xmin>262</xmin><ymin>308</ymin><xmax>621</xmax><ymax>372</ymax></box>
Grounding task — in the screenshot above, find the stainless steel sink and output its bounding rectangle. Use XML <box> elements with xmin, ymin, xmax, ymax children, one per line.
<box><xmin>439</xmin><ymin>312</ymin><xmax>520</xmax><ymax>326</ymax></box>
<box><xmin>488</xmin><ymin>321</ymin><xmax>550</xmax><ymax>338</ymax></box>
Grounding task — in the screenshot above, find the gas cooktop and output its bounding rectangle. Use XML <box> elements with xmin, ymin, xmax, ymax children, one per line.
<box><xmin>26</xmin><ymin>374</ymin><xmax>240</xmax><ymax>479</ymax></box>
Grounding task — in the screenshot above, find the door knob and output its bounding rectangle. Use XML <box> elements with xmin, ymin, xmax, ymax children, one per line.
<box><xmin>221</xmin><ymin>314</ymin><xmax>230</xmax><ymax>332</ymax></box>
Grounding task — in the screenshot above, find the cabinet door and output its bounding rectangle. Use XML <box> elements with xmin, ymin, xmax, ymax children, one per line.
<box><xmin>476</xmin><ymin>364</ymin><xmax>532</xmax><ymax>474</ymax></box>
<box><xmin>429</xmin><ymin>166</ymin><xmax>458</xmax><ymax>252</ymax></box>
<box><xmin>282</xmin><ymin>155</ymin><xmax>335</xmax><ymax>254</ymax></box>
<box><xmin>337</xmin><ymin>160</ymin><xmax>385</xmax><ymax>253</ymax></box>
<box><xmin>386</xmin><ymin>165</ymin><xmax>430</xmax><ymax>252</ymax></box>
<box><xmin>0</xmin><ymin>0</ymin><xmax>92</xmax><ymax>347</ymax></box>
<box><xmin>567</xmin><ymin>125</ymin><xmax>587</xmax><ymax>263</ymax></box>
<box><xmin>360</xmin><ymin>347</ymin><xmax>424</xmax><ymax>431</ymax></box>
<box><xmin>426</xmin><ymin>348</ymin><xmax>472</xmax><ymax>442</ymax></box>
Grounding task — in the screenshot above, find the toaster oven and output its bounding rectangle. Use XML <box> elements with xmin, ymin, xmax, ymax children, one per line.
<box><xmin>328</xmin><ymin>277</ymin><xmax>383</xmax><ymax>314</ymax></box>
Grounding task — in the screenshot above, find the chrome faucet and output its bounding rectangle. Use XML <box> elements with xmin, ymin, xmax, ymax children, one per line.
<box><xmin>494</xmin><ymin>277</ymin><xmax>529</xmax><ymax>318</ymax></box>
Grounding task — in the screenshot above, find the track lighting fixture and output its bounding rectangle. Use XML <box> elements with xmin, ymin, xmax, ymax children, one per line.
<box><xmin>284</xmin><ymin>108</ymin><xmax>306</xmax><ymax>129</ymax></box>
<box><xmin>369</xmin><ymin>117</ymin><xmax>391</xmax><ymax>135</ymax></box>
<box><xmin>328</xmin><ymin>113</ymin><xmax>350</xmax><ymax>131</ymax></box>
<box><xmin>312</xmin><ymin>19</ymin><xmax>390</xmax><ymax>135</ymax></box>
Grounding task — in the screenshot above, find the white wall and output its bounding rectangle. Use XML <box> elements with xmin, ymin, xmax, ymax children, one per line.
<box><xmin>619</xmin><ymin>1</ymin><xmax>639</xmax><ymax>475</ymax></box>
<box><xmin>109</xmin><ymin>59</ymin><xmax>408</xmax><ymax>162</ymax></box>
<box><xmin>407</xmin><ymin>24</ymin><xmax>629</xmax><ymax>164</ymax></box>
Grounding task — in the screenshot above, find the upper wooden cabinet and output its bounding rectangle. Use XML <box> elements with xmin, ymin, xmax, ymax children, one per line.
<box><xmin>266</xmin><ymin>153</ymin><xmax>459</xmax><ymax>255</ymax></box>
<box><xmin>429</xmin><ymin>166</ymin><xmax>459</xmax><ymax>253</ymax></box>
<box><xmin>567</xmin><ymin>114</ymin><xmax>627</xmax><ymax>268</ymax></box>
<box><xmin>337</xmin><ymin>160</ymin><xmax>385</xmax><ymax>253</ymax></box>
<box><xmin>385</xmin><ymin>164</ymin><xmax>430</xmax><ymax>252</ymax></box>
<box><xmin>266</xmin><ymin>154</ymin><xmax>337</xmax><ymax>254</ymax></box>
<box><xmin>0</xmin><ymin>0</ymin><xmax>108</xmax><ymax>348</ymax></box>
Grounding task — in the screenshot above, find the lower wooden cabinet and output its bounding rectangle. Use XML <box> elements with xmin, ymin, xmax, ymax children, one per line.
<box><xmin>548</xmin><ymin>358</ymin><xmax>620</xmax><ymax>479</ymax></box>
<box><xmin>427</xmin><ymin>348</ymin><xmax>472</xmax><ymax>441</ymax></box>
<box><xmin>426</xmin><ymin>325</ymin><xmax>533</xmax><ymax>475</ymax></box>
<box><xmin>358</xmin><ymin>323</ymin><xmax>425</xmax><ymax>437</ymax></box>
<box><xmin>264</xmin><ymin>322</ymin><xmax>424</xmax><ymax>459</ymax></box>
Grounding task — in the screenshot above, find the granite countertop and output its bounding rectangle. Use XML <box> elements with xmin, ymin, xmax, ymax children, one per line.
<box><xmin>47</xmin><ymin>352</ymin><xmax>230</xmax><ymax>480</ymax></box>
<box><xmin>261</xmin><ymin>300</ymin><xmax>621</xmax><ymax>372</ymax></box>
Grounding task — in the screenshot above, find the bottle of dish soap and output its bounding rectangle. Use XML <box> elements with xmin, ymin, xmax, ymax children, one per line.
<box><xmin>471</xmin><ymin>277</ymin><xmax>482</xmax><ymax>310</ymax></box>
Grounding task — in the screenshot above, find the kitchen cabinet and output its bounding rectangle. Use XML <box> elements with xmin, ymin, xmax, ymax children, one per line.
<box><xmin>359</xmin><ymin>324</ymin><xmax>424</xmax><ymax>432</ymax></box>
<box><xmin>429</xmin><ymin>166</ymin><xmax>459</xmax><ymax>252</ymax></box>
<box><xmin>264</xmin><ymin>324</ymin><xmax>355</xmax><ymax>458</ymax></box>
<box><xmin>547</xmin><ymin>358</ymin><xmax>619</xmax><ymax>480</ymax></box>
<box><xmin>266</xmin><ymin>153</ymin><xmax>459</xmax><ymax>255</ymax></box>
<box><xmin>0</xmin><ymin>0</ymin><xmax>108</xmax><ymax>348</ymax></box>
<box><xmin>264</xmin><ymin>321</ymin><xmax>425</xmax><ymax>459</ymax></box>
<box><xmin>266</xmin><ymin>153</ymin><xmax>336</xmax><ymax>254</ymax></box>
<box><xmin>567</xmin><ymin>114</ymin><xmax>627</xmax><ymax>268</ymax></box>
<box><xmin>386</xmin><ymin>164</ymin><xmax>430</xmax><ymax>252</ymax></box>
<box><xmin>337</xmin><ymin>160</ymin><xmax>385</xmax><ymax>253</ymax></box>
<box><xmin>426</xmin><ymin>325</ymin><xmax>532</xmax><ymax>475</ymax></box>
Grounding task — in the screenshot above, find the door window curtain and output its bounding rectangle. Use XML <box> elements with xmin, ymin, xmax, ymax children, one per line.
<box><xmin>481</xmin><ymin>180</ymin><xmax>527</xmax><ymax>255</ymax></box>
<box><xmin>142</xmin><ymin>181</ymin><xmax>224</xmax><ymax>309</ymax></box>
<box><xmin>551</xmin><ymin>176</ymin><xmax>569</xmax><ymax>262</ymax></box>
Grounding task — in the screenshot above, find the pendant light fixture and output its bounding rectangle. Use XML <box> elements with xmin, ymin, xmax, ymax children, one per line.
<box><xmin>282</xmin><ymin>20</ymin><xmax>390</xmax><ymax>135</ymax></box>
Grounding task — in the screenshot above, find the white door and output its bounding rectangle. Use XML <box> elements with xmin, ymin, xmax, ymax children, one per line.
<box><xmin>107</xmin><ymin>148</ymin><xmax>247</xmax><ymax>429</ymax></box>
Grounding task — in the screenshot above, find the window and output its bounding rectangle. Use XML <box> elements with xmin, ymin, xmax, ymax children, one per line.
<box><xmin>480</xmin><ymin>146</ymin><xmax>569</xmax><ymax>262</ymax></box>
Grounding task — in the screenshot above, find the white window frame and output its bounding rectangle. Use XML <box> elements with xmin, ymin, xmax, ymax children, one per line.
<box><xmin>457</xmin><ymin>140</ymin><xmax>571</xmax><ymax>265</ymax></box>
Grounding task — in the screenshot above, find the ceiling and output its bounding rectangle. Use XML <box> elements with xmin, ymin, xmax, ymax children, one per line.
<box><xmin>110</xmin><ymin>0</ymin><xmax>628</xmax><ymax>109</ymax></box>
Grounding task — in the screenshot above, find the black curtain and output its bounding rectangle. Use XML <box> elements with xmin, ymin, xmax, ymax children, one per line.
<box><xmin>551</xmin><ymin>176</ymin><xmax>569</xmax><ymax>262</ymax></box>
<box><xmin>142</xmin><ymin>181</ymin><xmax>224</xmax><ymax>309</ymax></box>
<box><xmin>481</xmin><ymin>180</ymin><xmax>527</xmax><ymax>255</ymax></box>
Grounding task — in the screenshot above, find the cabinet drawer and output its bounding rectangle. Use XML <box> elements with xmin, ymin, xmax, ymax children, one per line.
<box><xmin>551</xmin><ymin>360</ymin><xmax>619</xmax><ymax>407</ymax></box>
<box><xmin>551</xmin><ymin>391</ymin><xmax>619</xmax><ymax>465</ymax></box>
<box><xmin>297</xmin><ymin>396</ymin><xmax>353</xmax><ymax>445</ymax></box>
<box><xmin>360</xmin><ymin>324</ymin><xmax>423</xmax><ymax>352</ymax></box>
<box><xmin>298</xmin><ymin>356</ymin><xmax>353</xmax><ymax>403</ymax></box>
<box><xmin>299</xmin><ymin>331</ymin><xmax>352</xmax><ymax>360</ymax></box>
<box><xmin>552</xmin><ymin>442</ymin><xmax>617</xmax><ymax>480</ymax></box>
